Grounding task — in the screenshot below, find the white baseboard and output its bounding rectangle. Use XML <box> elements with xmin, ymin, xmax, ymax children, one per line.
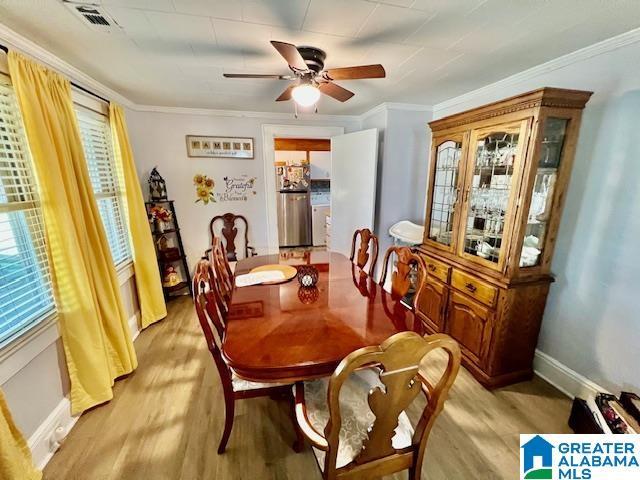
<box><xmin>533</xmin><ymin>349</ymin><xmax>609</xmax><ymax>400</ymax></box>
<box><xmin>28</xmin><ymin>397</ymin><xmax>79</xmax><ymax>470</ymax></box>
<box><xmin>128</xmin><ymin>310</ymin><xmax>141</xmax><ymax>342</ymax></box>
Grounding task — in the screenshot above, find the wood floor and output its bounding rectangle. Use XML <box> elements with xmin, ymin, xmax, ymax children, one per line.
<box><xmin>44</xmin><ymin>296</ymin><xmax>572</xmax><ymax>480</ymax></box>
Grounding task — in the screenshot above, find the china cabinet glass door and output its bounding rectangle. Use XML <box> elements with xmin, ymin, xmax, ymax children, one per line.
<box><xmin>520</xmin><ymin>116</ymin><xmax>568</xmax><ymax>268</ymax></box>
<box><xmin>459</xmin><ymin>120</ymin><xmax>529</xmax><ymax>269</ymax></box>
<box><xmin>426</xmin><ymin>136</ymin><xmax>466</xmax><ymax>251</ymax></box>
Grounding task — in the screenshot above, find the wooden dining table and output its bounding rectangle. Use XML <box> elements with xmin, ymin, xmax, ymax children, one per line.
<box><xmin>222</xmin><ymin>251</ymin><xmax>421</xmax><ymax>383</ymax></box>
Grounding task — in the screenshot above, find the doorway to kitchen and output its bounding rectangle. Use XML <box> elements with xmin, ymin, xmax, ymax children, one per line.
<box><xmin>262</xmin><ymin>125</ymin><xmax>344</xmax><ymax>254</ymax></box>
<box><xmin>275</xmin><ymin>137</ymin><xmax>331</xmax><ymax>255</ymax></box>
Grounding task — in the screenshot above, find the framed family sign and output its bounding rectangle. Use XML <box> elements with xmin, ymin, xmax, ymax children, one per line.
<box><xmin>186</xmin><ymin>135</ymin><xmax>254</xmax><ymax>159</ymax></box>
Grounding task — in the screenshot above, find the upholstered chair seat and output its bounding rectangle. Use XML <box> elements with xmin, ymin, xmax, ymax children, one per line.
<box><xmin>230</xmin><ymin>370</ymin><xmax>289</xmax><ymax>392</ymax></box>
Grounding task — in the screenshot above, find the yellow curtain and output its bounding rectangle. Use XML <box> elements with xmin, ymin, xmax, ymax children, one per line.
<box><xmin>8</xmin><ymin>51</ymin><xmax>137</xmax><ymax>415</ymax></box>
<box><xmin>109</xmin><ymin>103</ymin><xmax>167</xmax><ymax>328</ymax></box>
<box><xmin>0</xmin><ymin>390</ymin><xmax>41</xmax><ymax>480</ymax></box>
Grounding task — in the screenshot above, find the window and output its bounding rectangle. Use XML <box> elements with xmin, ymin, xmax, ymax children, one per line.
<box><xmin>0</xmin><ymin>77</ymin><xmax>55</xmax><ymax>346</ymax></box>
<box><xmin>76</xmin><ymin>106</ymin><xmax>131</xmax><ymax>267</ymax></box>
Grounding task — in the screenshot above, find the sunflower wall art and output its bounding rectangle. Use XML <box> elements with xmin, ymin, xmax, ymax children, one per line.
<box><xmin>193</xmin><ymin>174</ymin><xmax>216</xmax><ymax>204</ymax></box>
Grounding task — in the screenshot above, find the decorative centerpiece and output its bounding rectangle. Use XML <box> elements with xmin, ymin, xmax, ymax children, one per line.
<box><xmin>149</xmin><ymin>205</ymin><xmax>172</xmax><ymax>233</ymax></box>
<box><xmin>297</xmin><ymin>265</ymin><xmax>319</xmax><ymax>287</ymax></box>
<box><xmin>298</xmin><ymin>286</ymin><xmax>319</xmax><ymax>304</ymax></box>
<box><xmin>148</xmin><ymin>167</ymin><xmax>167</xmax><ymax>200</ymax></box>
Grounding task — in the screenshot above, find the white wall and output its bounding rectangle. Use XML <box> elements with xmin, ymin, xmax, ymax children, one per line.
<box><xmin>126</xmin><ymin>109</ymin><xmax>359</xmax><ymax>269</ymax></box>
<box><xmin>433</xmin><ymin>36</ymin><xmax>640</xmax><ymax>394</ymax></box>
<box><xmin>362</xmin><ymin>106</ymin><xmax>433</xmax><ymax>277</ymax></box>
<box><xmin>310</xmin><ymin>151</ymin><xmax>331</xmax><ymax>179</ymax></box>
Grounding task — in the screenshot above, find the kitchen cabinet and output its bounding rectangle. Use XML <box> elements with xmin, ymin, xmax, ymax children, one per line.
<box><xmin>312</xmin><ymin>205</ymin><xmax>330</xmax><ymax>246</ymax></box>
<box><xmin>417</xmin><ymin>87</ymin><xmax>592</xmax><ymax>388</ymax></box>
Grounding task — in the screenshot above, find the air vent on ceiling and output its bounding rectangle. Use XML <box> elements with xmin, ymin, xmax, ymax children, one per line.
<box><xmin>62</xmin><ymin>1</ymin><xmax>122</xmax><ymax>33</ymax></box>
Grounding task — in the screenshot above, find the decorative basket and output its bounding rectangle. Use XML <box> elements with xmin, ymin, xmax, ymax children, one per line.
<box><xmin>297</xmin><ymin>265</ymin><xmax>319</xmax><ymax>287</ymax></box>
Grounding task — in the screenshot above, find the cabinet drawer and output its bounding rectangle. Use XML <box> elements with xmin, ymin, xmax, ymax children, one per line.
<box><xmin>451</xmin><ymin>269</ymin><xmax>498</xmax><ymax>307</ymax></box>
<box><xmin>421</xmin><ymin>254</ymin><xmax>450</xmax><ymax>283</ymax></box>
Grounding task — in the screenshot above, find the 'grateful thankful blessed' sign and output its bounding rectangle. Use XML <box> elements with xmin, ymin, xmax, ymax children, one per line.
<box><xmin>194</xmin><ymin>174</ymin><xmax>257</xmax><ymax>204</ymax></box>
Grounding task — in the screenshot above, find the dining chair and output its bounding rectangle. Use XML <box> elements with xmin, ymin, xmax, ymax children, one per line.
<box><xmin>209</xmin><ymin>212</ymin><xmax>257</xmax><ymax>261</ymax></box>
<box><xmin>192</xmin><ymin>259</ymin><xmax>296</xmax><ymax>454</ymax></box>
<box><xmin>379</xmin><ymin>246</ymin><xmax>427</xmax><ymax>309</ymax></box>
<box><xmin>294</xmin><ymin>331</ymin><xmax>461</xmax><ymax>480</ymax></box>
<box><xmin>349</xmin><ymin>228</ymin><xmax>379</xmax><ymax>276</ymax></box>
<box><xmin>208</xmin><ymin>237</ymin><xmax>233</xmax><ymax>312</ymax></box>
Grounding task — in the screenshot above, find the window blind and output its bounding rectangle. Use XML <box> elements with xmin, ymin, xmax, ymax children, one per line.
<box><xmin>76</xmin><ymin>106</ymin><xmax>131</xmax><ymax>267</ymax></box>
<box><xmin>0</xmin><ymin>78</ymin><xmax>55</xmax><ymax>345</ymax></box>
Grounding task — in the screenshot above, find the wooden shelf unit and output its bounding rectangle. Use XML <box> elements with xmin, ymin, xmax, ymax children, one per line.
<box><xmin>145</xmin><ymin>200</ymin><xmax>192</xmax><ymax>300</ymax></box>
<box><xmin>416</xmin><ymin>87</ymin><xmax>592</xmax><ymax>388</ymax></box>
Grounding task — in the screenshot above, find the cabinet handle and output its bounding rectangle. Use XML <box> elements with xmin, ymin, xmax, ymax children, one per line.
<box><xmin>428</xmin><ymin>264</ymin><xmax>436</xmax><ymax>272</ymax></box>
<box><xmin>465</xmin><ymin>283</ymin><xmax>477</xmax><ymax>293</ymax></box>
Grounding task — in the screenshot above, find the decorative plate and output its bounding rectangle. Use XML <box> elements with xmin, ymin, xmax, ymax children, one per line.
<box><xmin>249</xmin><ymin>264</ymin><xmax>297</xmax><ymax>285</ymax></box>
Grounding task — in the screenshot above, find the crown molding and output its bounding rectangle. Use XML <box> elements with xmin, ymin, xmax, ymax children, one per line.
<box><xmin>129</xmin><ymin>101</ymin><xmax>433</xmax><ymax>122</ymax></box>
<box><xmin>433</xmin><ymin>26</ymin><xmax>640</xmax><ymax>114</ymax></box>
<box><xmin>129</xmin><ymin>103</ymin><xmax>361</xmax><ymax>122</ymax></box>
<box><xmin>359</xmin><ymin>101</ymin><xmax>433</xmax><ymax>121</ymax></box>
<box><xmin>0</xmin><ymin>23</ymin><xmax>134</xmax><ymax>108</ymax></box>
<box><xmin>359</xmin><ymin>102</ymin><xmax>387</xmax><ymax>121</ymax></box>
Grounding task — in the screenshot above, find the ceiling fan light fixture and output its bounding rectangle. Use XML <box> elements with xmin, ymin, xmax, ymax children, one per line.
<box><xmin>292</xmin><ymin>84</ymin><xmax>320</xmax><ymax>107</ymax></box>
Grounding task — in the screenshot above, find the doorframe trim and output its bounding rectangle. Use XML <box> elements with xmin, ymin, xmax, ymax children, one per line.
<box><xmin>262</xmin><ymin>124</ymin><xmax>344</xmax><ymax>253</ymax></box>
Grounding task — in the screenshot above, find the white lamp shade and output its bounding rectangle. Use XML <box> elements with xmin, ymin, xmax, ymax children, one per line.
<box><xmin>292</xmin><ymin>84</ymin><xmax>321</xmax><ymax>107</ymax></box>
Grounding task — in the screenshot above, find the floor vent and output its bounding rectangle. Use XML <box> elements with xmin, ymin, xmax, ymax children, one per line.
<box><xmin>62</xmin><ymin>1</ymin><xmax>122</xmax><ymax>33</ymax></box>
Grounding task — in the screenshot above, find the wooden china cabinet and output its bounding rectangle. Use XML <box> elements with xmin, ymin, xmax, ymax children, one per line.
<box><xmin>416</xmin><ymin>88</ymin><xmax>592</xmax><ymax>388</ymax></box>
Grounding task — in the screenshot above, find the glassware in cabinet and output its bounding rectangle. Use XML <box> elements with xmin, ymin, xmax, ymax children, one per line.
<box><xmin>519</xmin><ymin>117</ymin><xmax>568</xmax><ymax>268</ymax></box>
<box><xmin>460</xmin><ymin>121</ymin><xmax>527</xmax><ymax>268</ymax></box>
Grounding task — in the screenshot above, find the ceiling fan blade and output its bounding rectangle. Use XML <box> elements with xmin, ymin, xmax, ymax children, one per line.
<box><xmin>275</xmin><ymin>85</ymin><xmax>295</xmax><ymax>102</ymax></box>
<box><xmin>318</xmin><ymin>82</ymin><xmax>354</xmax><ymax>102</ymax></box>
<box><xmin>323</xmin><ymin>64</ymin><xmax>386</xmax><ymax>81</ymax></box>
<box><xmin>223</xmin><ymin>73</ymin><xmax>291</xmax><ymax>79</ymax></box>
<box><xmin>271</xmin><ymin>40</ymin><xmax>307</xmax><ymax>71</ymax></box>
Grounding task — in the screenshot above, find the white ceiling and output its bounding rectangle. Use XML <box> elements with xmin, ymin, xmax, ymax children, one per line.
<box><xmin>1</xmin><ymin>0</ymin><xmax>639</xmax><ymax>114</ymax></box>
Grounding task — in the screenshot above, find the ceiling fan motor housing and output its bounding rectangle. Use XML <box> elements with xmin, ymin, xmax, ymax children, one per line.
<box><xmin>296</xmin><ymin>46</ymin><xmax>326</xmax><ymax>73</ymax></box>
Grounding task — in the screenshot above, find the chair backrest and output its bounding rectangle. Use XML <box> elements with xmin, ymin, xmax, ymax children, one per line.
<box><xmin>209</xmin><ymin>237</ymin><xmax>233</xmax><ymax>307</ymax></box>
<box><xmin>349</xmin><ymin>228</ymin><xmax>379</xmax><ymax>276</ymax></box>
<box><xmin>209</xmin><ymin>213</ymin><xmax>251</xmax><ymax>261</ymax></box>
<box><xmin>192</xmin><ymin>259</ymin><xmax>233</xmax><ymax>394</ymax></box>
<box><xmin>193</xmin><ymin>257</ymin><xmax>227</xmax><ymax>334</ymax></box>
<box><xmin>379</xmin><ymin>246</ymin><xmax>427</xmax><ymax>306</ymax></box>
<box><xmin>323</xmin><ymin>332</ymin><xmax>461</xmax><ymax>475</ymax></box>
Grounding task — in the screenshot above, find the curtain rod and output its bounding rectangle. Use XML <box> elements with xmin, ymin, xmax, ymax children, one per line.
<box><xmin>0</xmin><ymin>43</ymin><xmax>110</xmax><ymax>104</ymax></box>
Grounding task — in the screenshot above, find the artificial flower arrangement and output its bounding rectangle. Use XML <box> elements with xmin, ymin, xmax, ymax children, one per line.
<box><xmin>194</xmin><ymin>174</ymin><xmax>216</xmax><ymax>204</ymax></box>
<box><xmin>149</xmin><ymin>205</ymin><xmax>172</xmax><ymax>223</ymax></box>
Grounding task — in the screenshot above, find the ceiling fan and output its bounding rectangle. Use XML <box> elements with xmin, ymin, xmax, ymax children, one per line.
<box><xmin>223</xmin><ymin>41</ymin><xmax>385</xmax><ymax>110</ymax></box>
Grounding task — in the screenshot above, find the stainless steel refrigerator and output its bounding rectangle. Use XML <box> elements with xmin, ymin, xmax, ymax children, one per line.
<box><xmin>276</xmin><ymin>165</ymin><xmax>311</xmax><ymax>247</ymax></box>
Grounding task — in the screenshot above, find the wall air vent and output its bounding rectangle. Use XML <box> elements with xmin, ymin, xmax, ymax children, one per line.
<box><xmin>62</xmin><ymin>1</ymin><xmax>122</xmax><ymax>33</ymax></box>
